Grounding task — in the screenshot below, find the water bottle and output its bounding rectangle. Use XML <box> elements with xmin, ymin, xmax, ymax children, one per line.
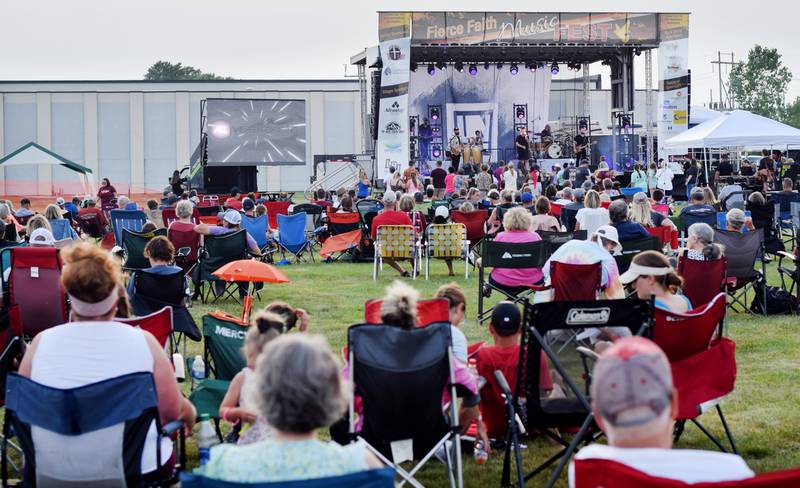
<box><xmin>474</xmin><ymin>439</ymin><xmax>489</xmax><ymax>465</ymax></box>
<box><xmin>191</xmin><ymin>355</ymin><xmax>205</xmax><ymax>389</ymax></box>
<box><xmin>468</xmin><ymin>358</ymin><xmax>486</xmax><ymax>390</ymax></box>
<box><xmin>196</xmin><ymin>414</ymin><xmax>219</xmax><ymax>466</ymax></box>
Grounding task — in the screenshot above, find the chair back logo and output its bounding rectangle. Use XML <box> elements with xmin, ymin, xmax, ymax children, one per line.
<box><xmin>501</xmin><ymin>251</ymin><xmax>531</xmax><ymax>259</ymax></box>
<box><xmin>566</xmin><ymin>307</ymin><xmax>610</xmax><ymax>325</ymax></box>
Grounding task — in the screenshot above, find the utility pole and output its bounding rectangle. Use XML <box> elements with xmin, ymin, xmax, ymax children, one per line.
<box><xmin>711</xmin><ymin>51</ymin><xmax>736</xmax><ymax>110</ymax></box>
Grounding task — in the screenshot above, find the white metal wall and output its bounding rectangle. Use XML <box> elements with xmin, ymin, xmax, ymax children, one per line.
<box><xmin>0</xmin><ymin>80</ymin><xmax>360</xmax><ymax>195</ymax></box>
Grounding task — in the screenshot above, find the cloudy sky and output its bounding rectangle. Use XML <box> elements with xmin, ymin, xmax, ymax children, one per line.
<box><xmin>2</xmin><ymin>0</ymin><xmax>798</xmax><ymax>104</ymax></box>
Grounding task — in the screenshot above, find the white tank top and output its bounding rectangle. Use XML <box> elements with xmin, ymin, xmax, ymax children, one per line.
<box><xmin>31</xmin><ymin>321</ymin><xmax>169</xmax><ymax>474</ymax></box>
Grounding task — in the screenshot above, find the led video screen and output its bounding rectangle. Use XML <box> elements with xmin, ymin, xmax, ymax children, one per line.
<box><xmin>205</xmin><ymin>99</ymin><xmax>306</xmax><ymax>166</ymax></box>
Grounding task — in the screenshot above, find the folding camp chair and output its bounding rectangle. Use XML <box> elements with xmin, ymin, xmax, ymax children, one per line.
<box><xmin>373</xmin><ymin>225</ymin><xmax>420</xmax><ymax>280</ymax></box>
<box><xmin>161</xmin><ymin>207</ymin><xmax>201</xmax><ymax>227</ymax></box>
<box><xmin>677</xmin><ymin>253</ymin><xmax>728</xmax><ymax>309</ymax></box>
<box><xmin>188</xmin><ymin>313</ymin><xmax>248</xmax><ymax>421</ymax></box>
<box><xmin>168</xmin><ymin>225</ymin><xmax>202</xmax><ymax>275</ymax></box>
<box><xmin>679</xmin><ymin>211</ymin><xmax>717</xmax><ymax>242</ymax></box>
<box><xmin>77</xmin><ymin>212</ymin><xmax>107</xmax><ymax>239</ymax></box>
<box><xmin>277</xmin><ymin>212</ymin><xmax>315</xmax><ymax>263</ymax></box>
<box><xmin>0</xmin><ymin>304</ymin><xmax>24</xmax><ymax>476</ymax></box>
<box><xmin>364</xmin><ymin>298</ymin><xmax>450</xmax><ymax>326</ymax></box>
<box><xmin>477</xmin><ymin>239</ymin><xmax>549</xmax><ymax>323</ymax></box>
<box><xmin>196</xmin><ymin>204</ymin><xmax>222</xmax><ymax>218</ymax></box>
<box><xmin>652</xmin><ymin>203</ymin><xmax>670</xmax><ymax>216</ymax></box>
<box><xmin>532</xmin><ymin>262</ymin><xmax>603</xmax><ymax>301</ymax></box>
<box><xmin>129</xmin><ymin>269</ymin><xmax>201</xmax><ymax>347</ymax></box>
<box><xmin>646</xmin><ymin>225</ymin><xmax>678</xmax><ymax>251</ymax></box>
<box><xmin>180</xmin><ymin>468</ymin><xmax>396</xmax><ymax>488</ymax></box>
<box><xmin>424</xmin><ymin>223</ymin><xmax>469</xmax><ymax>279</ymax></box>
<box><xmin>357</xmin><ymin>199</ymin><xmax>384</xmax><ymax>238</ymax></box>
<box><xmin>549</xmin><ymin>202</ymin><xmax>563</xmax><ymax>219</ymax></box>
<box><xmin>241</xmin><ymin>214</ymin><xmax>274</xmax><ymax>254</ymax></box>
<box><xmin>572</xmin><ymin>458</ymin><xmax>800</xmax><ymax>488</ymax></box>
<box><xmin>347</xmin><ymin>322</ymin><xmax>463</xmax><ymax>488</ymax></box>
<box><xmin>264</xmin><ymin>201</ymin><xmax>291</xmax><ymax>230</ymax></box>
<box><xmin>560</xmin><ymin>205</ymin><xmax>580</xmax><ymax>232</ymax></box>
<box><xmin>49</xmin><ymin>219</ymin><xmax>77</xmax><ymax>241</ymax></box>
<box><xmin>121</xmin><ymin>228</ymin><xmax>168</xmax><ymax>272</ymax></box>
<box><xmin>714</xmin><ymin>229</ymin><xmax>765</xmax><ymax>314</ymax></box>
<box><xmin>777</xmin><ymin>250</ymin><xmax>799</xmax><ymax>310</ymax></box>
<box><xmin>109</xmin><ymin>209</ymin><xmax>147</xmax><ymax>246</ymax></box>
<box><xmin>195</xmin><ymin>230</ymin><xmax>249</xmax><ymax>303</ymax></box>
<box><xmin>651</xmin><ymin>293</ymin><xmax>738</xmax><ymax>454</ymax></box>
<box><xmin>538</xmin><ymin>230</ymin><xmax>588</xmax><ymax>254</ymax></box>
<box><xmin>118</xmin><ymin>306</ymin><xmax>175</xmax><ymax>353</ymax></box>
<box><xmin>717</xmin><ymin>211</ymin><xmax>752</xmax><ymax>232</ymax></box>
<box><xmin>451</xmin><ymin>209</ymin><xmax>488</xmax><ymax>251</ymax></box>
<box><xmin>2</xmin><ymin>372</ymin><xmax>184</xmax><ymax>487</ymax></box>
<box><xmin>328</xmin><ymin>211</ymin><xmax>361</xmax><ymax>236</ymax></box>
<box><xmin>614</xmin><ymin>236</ymin><xmax>661</xmax><ymax>274</ymax></box>
<box><xmin>0</xmin><ymin>247</ymin><xmax>67</xmax><ymax>338</ymax></box>
<box><xmin>500</xmin><ymin>299</ymin><xmax>653</xmax><ymax>488</ymax></box>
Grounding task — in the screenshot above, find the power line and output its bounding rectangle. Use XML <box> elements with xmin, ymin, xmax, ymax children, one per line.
<box><xmin>710</xmin><ymin>51</ymin><xmax>736</xmax><ymax>110</ymax></box>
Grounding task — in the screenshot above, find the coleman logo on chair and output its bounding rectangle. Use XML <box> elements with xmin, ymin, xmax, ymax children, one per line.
<box><xmin>501</xmin><ymin>252</ymin><xmax>531</xmax><ymax>259</ymax></box>
<box><xmin>566</xmin><ymin>307</ymin><xmax>610</xmax><ymax>325</ymax></box>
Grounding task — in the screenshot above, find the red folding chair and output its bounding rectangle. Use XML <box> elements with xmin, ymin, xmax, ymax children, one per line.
<box><xmin>652</xmin><ymin>203</ymin><xmax>671</xmax><ymax>216</ymax></box>
<box><xmin>168</xmin><ymin>225</ymin><xmax>201</xmax><ymax>274</ymax></box>
<box><xmin>530</xmin><ymin>262</ymin><xmax>603</xmax><ymax>301</ymax></box>
<box><xmin>573</xmin><ymin>458</ymin><xmax>800</xmax><ymax>488</ymax></box>
<box><xmin>162</xmin><ymin>207</ymin><xmax>200</xmax><ymax>227</ymax></box>
<box><xmin>118</xmin><ymin>306</ymin><xmax>174</xmax><ymax>353</ymax></box>
<box><xmin>363</xmin><ymin>298</ymin><xmax>450</xmax><ymax>327</ymax></box>
<box><xmin>0</xmin><ymin>247</ymin><xmax>67</xmax><ymax>338</ymax></box>
<box><xmin>451</xmin><ymin>209</ymin><xmax>488</xmax><ymax>248</ymax></box>
<box><xmin>652</xmin><ymin>293</ymin><xmax>737</xmax><ymax>453</ymax></box>
<box><xmin>549</xmin><ymin>202</ymin><xmax>564</xmax><ymax>219</ymax></box>
<box><xmin>600</xmin><ymin>200</ymin><xmax>612</xmax><ymax>209</ymax></box>
<box><xmin>264</xmin><ymin>201</ymin><xmax>291</xmax><ymax>230</ymax></box>
<box><xmin>647</xmin><ymin>225</ymin><xmax>678</xmax><ymax>250</ymax></box>
<box><xmin>677</xmin><ymin>255</ymin><xmax>727</xmax><ymax>310</ymax></box>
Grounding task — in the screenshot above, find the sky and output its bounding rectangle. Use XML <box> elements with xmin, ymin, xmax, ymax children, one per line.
<box><xmin>2</xmin><ymin>0</ymin><xmax>799</xmax><ymax>106</ymax></box>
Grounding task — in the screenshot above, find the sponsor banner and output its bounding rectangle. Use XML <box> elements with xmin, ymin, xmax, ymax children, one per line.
<box><xmin>376</xmin><ymin>36</ymin><xmax>411</xmax><ymax>181</ymax></box>
<box><xmin>657</xmin><ymin>13</ymin><xmax>690</xmax><ymax>160</ymax></box>
<box><xmin>378</xmin><ymin>12</ymin><xmax>411</xmax><ymax>42</ymax></box>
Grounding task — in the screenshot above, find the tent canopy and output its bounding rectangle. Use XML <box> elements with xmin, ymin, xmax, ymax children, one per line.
<box><xmin>689</xmin><ymin>105</ymin><xmax>721</xmax><ymax>126</ymax></box>
<box><xmin>665</xmin><ymin>110</ymin><xmax>800</xmax><ymax>153</ymax></box>
<box><xmin>0</xmin><ymin>142</ymin><xmax>93</xmax><ymax>174</ymax></box>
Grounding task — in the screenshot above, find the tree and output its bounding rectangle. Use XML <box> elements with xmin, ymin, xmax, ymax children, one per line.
<box><xmin>729</xmin><ymin>45</ymin><xmax>792</xmax><ymax>120</ymax></box>
<box><xmin>144</xmin><ymin>61</ymin><xmax>233</xmax><ymax>81</ymax></box>
<box><xmin>782</xmin><ymin>97</ymin><xmax>800</xmax><ymax>129</ymax></box>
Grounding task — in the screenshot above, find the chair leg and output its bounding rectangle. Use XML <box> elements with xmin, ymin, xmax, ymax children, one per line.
<box><xmin>673</xmin><ymin>419</ymin><xmax>686</xmax><ymax>445</ymax></box>
<box><xmin>717</xmin><ymin>405</ymin><xmax>739</xmax><ymax>455</ymax></box>
<box><xmin>690</xmin><ymin>418</ymin><xmax>729</xmax><ymax>453</ymax></box>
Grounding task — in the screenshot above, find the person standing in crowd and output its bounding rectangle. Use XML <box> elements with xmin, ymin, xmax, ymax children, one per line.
<box><xmin>430</xmin><ymin>161</ymin><xmax>447</xmax><ymax>199</ymax></box>
<box><xmin>402</xmin><ymin>160</ymin><xmax>421</xmax><ymax>195</ymax></box>
<box><xmin>655</xmin><ymin>160</ymin><xmax>674</xmax><ymax>199</ymax></box>
<box><xmin>630</xmin><ymin>163</ymin><xmax>648</xmax><ymax>191</ymax></box>
<box><xmin>574</xmin><ymin>159</ymin><xmax>591</xmax><ymax>189</ymax></box>
<box><xmin>569</xmin><ymin>337</ymin><xmax>753</xmax><ymax>487</ymax></box>
<box><xmin>170</xmin><ymin>170</ymin><xmax>186</xmax><ymax>196</ymax></box>
<box><xmin>97</xmin><ymin>178</ymin><xmax>117</xmax><ymax>213</ymax></box>
<box><xmin>503</xmin><ymin>162</ymin><xmax>519</xmax><ymax>193</ymax></box>
<box><xmin>444</xmin><ymin>166</ymin><xmax>457</xmax><ymax>198</ymax></box>
<box><xmin>714</xmin><ymin>153</ymin><xmax>734</xmax><ymax>183</ymax></box>
<box><xmin>388</xmin><ymin>166</ymin><xmax>405</xmax><ymax>193</ymax></box>
<box><xmin>355</xmin><ymin>168</ymin><xmax>371</xmax><ymax>200</ymax></box>
<box><xmin>475</xmin><ymin>164</ymin><xmax>493</xmax><ymax>195</ymax></box>
<box><xmin>647</xmin><ymin>162</ymin><xmax>658</xmax><ymax>196</ymax></box>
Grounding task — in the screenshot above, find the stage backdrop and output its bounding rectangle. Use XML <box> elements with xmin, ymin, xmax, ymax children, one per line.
<box><xmin>408</xmin><ymin>66</ymin><xmax>550</xmax><ymax>165</ymax></box>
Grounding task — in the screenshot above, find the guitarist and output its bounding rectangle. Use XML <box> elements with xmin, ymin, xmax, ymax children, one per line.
<box><xmin>574</xmin><ymin>127</ymin><xmax>590</xmax><ymax>161</ymax></box>
<box><xmin>515</xmin><ymin>127</ymin><xmax>531</xmax><ymax>164</ymax></box>
<box><xmin>448</xmin><ymin>127</ymin><xmax>464</xmax><ymax>170</ymax></box>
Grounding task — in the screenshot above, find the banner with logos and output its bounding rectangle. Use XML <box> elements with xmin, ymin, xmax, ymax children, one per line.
<box><xmin>657</xmin><ymin>13</ymin><xmax>690</xmax><ymax>159</ymax></box>
<box><xmin>376</xmin><ymin>35</ymin><xmax>412</xmax><ymax>181</ymax></box>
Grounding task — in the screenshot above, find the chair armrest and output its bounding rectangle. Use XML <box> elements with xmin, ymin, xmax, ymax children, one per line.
<box><xmin>528</xmin><ymin>284</ymin><xmax>552</xmax><ymax>292</ymax></box>
<box><xmin>576</xmin><ymin>346</ymin><xmax>600</xmax><ymax>362</ymax></box>
<box><xmin>777</xmin><ymin>251</ymin><xmax>797</xmax><ymax>262</ymax></box>
<box><xmin>162</xmin><ymin>420</ymin><xmax>184</xmax><ymax>436</ymax></box>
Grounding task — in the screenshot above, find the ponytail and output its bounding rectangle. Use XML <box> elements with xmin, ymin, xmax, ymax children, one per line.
<box><xmin>703</xmin><ymin>242</ymin><xmax>724</xmax><ymax>261</ymax></box>
<box><xmin>659</xmin><ymin>271</ymin><xmax>684</xmax><ymax>294</ymax></box>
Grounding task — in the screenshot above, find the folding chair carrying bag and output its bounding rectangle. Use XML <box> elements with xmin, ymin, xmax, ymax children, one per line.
<box><xmin>180</xmin><ymin>467</ymin><xmax>396</xmax><ymax>487</ymax></box>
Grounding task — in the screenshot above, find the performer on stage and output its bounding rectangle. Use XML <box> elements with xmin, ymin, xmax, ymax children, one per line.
<box><xmin>418</xmin><ymin>118</ymin><xmax>432</xmax><ymax>163</ymax></box>
<box><xmin>448</xmin><ymin>127</ymin><xmax>463</xmax><ymax>170</ymax></box>
<box><xmin>574</xmin><ymin>127</ymin><xmax>589</xmax><ymax>161</ymax></box>
<box><xmin>515</xmin><ymin>127</ymin><xmax>531</xmax><ymax>165</ymax></box>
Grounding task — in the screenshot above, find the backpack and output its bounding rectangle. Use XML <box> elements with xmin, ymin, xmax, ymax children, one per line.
<box><xmin>750</xmin><ymin>278</ymin><xmax>797</xmax><ymax>314</ymax></box>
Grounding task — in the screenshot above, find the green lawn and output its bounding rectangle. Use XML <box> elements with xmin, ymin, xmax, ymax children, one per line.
<box><xmin>179</xmin><ymin>256</ymin><xmax>800</xmax><ymax>487</ymax></box>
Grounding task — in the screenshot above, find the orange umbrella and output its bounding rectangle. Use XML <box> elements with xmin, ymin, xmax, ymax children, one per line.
<box><xmin>212</xmin><ymin>259</ymin><xmax>290</xmax><ymax>322</ymax></box>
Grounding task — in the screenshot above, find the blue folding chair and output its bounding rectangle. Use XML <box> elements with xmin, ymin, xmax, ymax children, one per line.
<box><xmin>49</xmin><ymin>218</ymin><xmax>78</xmax><ymax>241</ymax></box>
<box><xmin>64</xmin><ymin>202</ymin><xmax>79</xmax><ymax>219</ymax></box>
<box><xmin>277</xmin><ymin>212</ymin><xmax>314</xmax><ymax>263</ymax></box>
<box><xmin>716</xmin><ymin>211</ymin><xmax>751</xmax><ymax>232</ymax></box>
<box><xmin>180</xmin><ymin>468</ymin><xmax>396</xmax><ymax>488</ymax></box>
<box><xmin>2</xmin><ymin>372</ymin><xmax>184</xmax><ymax>486</ymax></box>
<box><xmin>241</xmin><ymin>214</ymin><xmax>271</xmax><ymax>252</ymax></box>
<box><xmin>109</xmin><ymin>209</ymin><xmax>147</xmax><ymax>245</ymax></box>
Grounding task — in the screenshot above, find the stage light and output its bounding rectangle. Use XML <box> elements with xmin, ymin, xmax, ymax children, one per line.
<box><xmin>468</xmin><ymin>64</ymin><xmax>477</xmax><ymax>75</ymax></box>
<box><xmin>484</xmin><ymin>62</ymin><xmax>491</xmax><ymax>70</ymax></box>
<box><xmin>516</xmin><ymin>107</ymin><xmax>526</xmax><ymax>120</ymax></box>
<box><xmin>496</xmin><ymin>62</ymin><xmax>504</xmax><ymax>70</ymax></box>
<box><xmin>551</xmin><ymin>63</ymin><xmax>559</xmax><ymax>75</ymax></box>
<box><xmin>427</xmin><ymin>65</ymin><xmax>436</xmax><ymax>76</ymax></box>
<box><xmin>430</xmin><ymin>106</ymin><xmax>440</xmax><ymax>121</ymax></box>
<box><xmin>455</xmin><ymin>62</ymin><xmax>464</xmax><ymax>72</ymax></box>
<box><xmin>537</xmin><ymin>62</ymin><xmax>545</xmax><ymax>70</ymax></box>
<box><xmin>436</xmin><ymin>61</ymin><xmax>446</xmax><ymax>71</ymax></box>
<box><xmin>622</xmin><ymin>115</ymin><xmax>632</xmax><ymax>130</ymax></box>
<box><xmin>510</xmin><ymin>64</ymin><xmax>518</xmax><ymax>75</ymax></box>
<box><xmin>432</xmin><ymin>145</ymin><xmax>442</xmax><ymax>158</ymax></box>
<box><xmin>410</xmin><ymin>62</ymin><xmax>418</xmax><ymax>72</ymax></box>
<box><xmin>210</xmin><ymin>122</ymin><xmax>230</xmax><ymax>138</ymax></box>
<box><xmin>529</xmin><ymin>62</ymin><xmax>538</xmax><ymax>72</ymax></box>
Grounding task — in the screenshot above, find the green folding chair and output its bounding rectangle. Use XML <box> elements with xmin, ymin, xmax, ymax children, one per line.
<box><xmin>121</xmin><ymin>228</ymin><xmax>167</xmax><ymax>272</ymax></box>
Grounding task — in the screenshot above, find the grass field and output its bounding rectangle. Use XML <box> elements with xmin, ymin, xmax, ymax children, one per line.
<box><xmin>178</xmin><ymin>254</ymin><xmax>800</xmax><ymax>487</ymax></box>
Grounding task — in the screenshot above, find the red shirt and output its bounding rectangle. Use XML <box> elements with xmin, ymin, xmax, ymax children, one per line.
<box><xmin>475</xmin><ymin>345</ymin><xmax>553</xmax><ymax>438</ymax></box>
<box><xmin>78</xmin><ymin>207</ymin><xmax>108</xmax><ymax>226</ymax></box>
<box><xmin>224</xmin><ymin>198</ymin><xmax>242</xmax><ymax>211</ymax></box>
<box><xmin>370</xmin><ymin>210</ymin><xmax>412</xmax><ymax>239</ymax></box>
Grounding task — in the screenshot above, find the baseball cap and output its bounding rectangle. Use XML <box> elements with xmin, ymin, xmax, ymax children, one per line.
<box><xmin>167</xmin><ymin>196</ymin><xmax>179</xmax><ymax>205</ymax></box>
<box><xmin>29</xmin><ymin>228</ymin><xmax>55</xmax><ymax>247</ymax></box>
<box><xmin>521</xmin><ymin>192</ymin><xmax>533</xmax><ymax>203</ymax></box>
<box><xmin>490</xmin><ymin>301</ymin><xmax>521</xmax><ymax>334</ymax></box>
<box><xmin>382</xmin><ymin>191</ymin><xmax>397</xmax><ymax>204</ymax></box>
<box><xmin>242</xmin><ymin>198</ymin><xmax>255</xmax><ymax>211</ymax></box>
<box><xmin>591</xmin><ymin>225</ymin><xmax>622</xmax><ymax>253</ymax></box>
<box><xmin>632</xmin><ymin>191</ymin><xmax>648</xmax><ymax>203</ymax></box>
<box><xmin>434</xmin><ymin>205</ymin><xmax>449</xmax><ymax>219</ymax></box>
<box><xmin>223</xmin><ymin>210</ymin><xmax>242</xmax><ymax>225</ymax></box>
<box><xmin>55</xmin><ymin>197</ymin><xmax>65</xmax><ymax>206</ymax></box>
<box><xmin>591</xmin><ymin>337</ymin><xmax>673</xmax><ymax>428</ymax></box>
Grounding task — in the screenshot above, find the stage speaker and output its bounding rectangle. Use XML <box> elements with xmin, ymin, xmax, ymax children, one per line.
<box><xmin>204</xmin><ymin>165</ymin><xmax>258</xmax><ymax>194</ymax></box>
<box><xmin>370</xmin><ymin>70</ymin><xmax>381</xmax><ymax>140</ymax></box>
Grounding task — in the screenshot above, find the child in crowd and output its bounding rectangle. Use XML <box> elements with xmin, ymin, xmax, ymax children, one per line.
<box><xmin>219</xmin><ymin>302</ymin><xmax>309</xmax><ymax>444</ymax></box>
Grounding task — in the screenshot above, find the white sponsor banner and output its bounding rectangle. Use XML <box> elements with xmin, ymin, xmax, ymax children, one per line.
<box><xmin>376</xmin><ymin>36</ymin><xmax>411</xmax><ymax>181</ymax></box>
<box><xmin>657</xmin><ymin>14</ymin><xmax>690</xmax><ymax>160</ymax></box>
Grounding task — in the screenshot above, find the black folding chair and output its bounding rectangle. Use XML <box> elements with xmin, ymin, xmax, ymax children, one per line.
<box><xmin>614</xmin><ymin>235</ymin><xmax>661</xmax><ymax>274</ymax></box>
<box><xmin>194</xmin><ymin>230</ymin><xmax>249</xmax><ymax>303</ymax></box>
<box><xmin>714</xmin><ymin>229</ymin><xmax>766</xmax><ymax>314</ymax></box>
<box><xmin>500</xmin><ymin>298</ymin><xmax>653</xmax><ymax>488</ymax></box>
<box><xmin>560</xmin><ymin>206</ymin><xmax>580</xmax><ymax>232</ymax></box>
<box><xmin>347</xmin><ymin>322</ymin><xmax>463</xmax><ymax>488</ymax></box>
<box><xmin>477</xmin><ymin>239</ymin><xmax>549</xmax><ymax>323</ymax></box>
<box><xmin>537</xmin><ymin>230</ymin><xmax>587</xmax><ymax>255</ymax></box>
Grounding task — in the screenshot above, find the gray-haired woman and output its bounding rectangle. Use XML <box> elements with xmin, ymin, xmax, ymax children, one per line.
<box><xmin>199</xmin><ymin>335</ymin><xmax>382</xmax><ymax>482</ymax></box>
<box><xmin>685</xmin><ymin>222</ymin><xmax>724</xmax><ymax>261</ymax></box>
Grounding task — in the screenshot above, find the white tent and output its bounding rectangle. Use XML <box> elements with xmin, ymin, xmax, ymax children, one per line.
<box><xmin>664</xmin><ymin>110</ymin><xmax>800</xmax><ymax>153</ymax></box>
<box><xmin>689</xmin><ymin>105</ymin><xmax>721</xmax><ymax>126</ymax></box>
<box><xmin>0</xmin><ymin>142</ymin><xmax>95</xmax><ymax>195</ymax></box>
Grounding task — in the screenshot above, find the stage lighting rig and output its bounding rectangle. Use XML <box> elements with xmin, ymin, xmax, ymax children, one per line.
<box><xmin>410</xmin><ymin>62</ymin><xmax>418</xmax><ymax>72</ymax></box>
<box><xmin>510</xmin><ymin>64</ymin><xmax>518</xmax><ymax>75</ymax></box>
<box><xmin>484</xmin><ymin>62</ymin><xmax>490</xmax><ymax>70</ymax></box>
<box><xmin>455</xmin><ymin>62</ymin><xmax>464</xmax><ymax>72</ymax></box>
<box><xmin>430</xmin><ymin>106</ymin><xmax>440</xmax><ymax>121</ymax></box>
<box><xmin>550</xmin><ymin>63</ymin><xmax>559</xmax><ymax>75</ymax></box>
<box><xmin>427</xmin><ymin>65</ymin><xmax>436</xmax><ymax>76</ymax></box>
<box><xmin>468</xmin><ymin>64</ymin><xmax>477</xmax><ymax>75</ymax></box>
<box><xmin>436</xmin><ymin>61</ymin><xmax>446</xmax><ymax>71</ymax></box>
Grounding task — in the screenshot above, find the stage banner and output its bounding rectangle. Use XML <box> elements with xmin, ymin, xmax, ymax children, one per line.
<box><xmin>657</xmin><ymin>13</ymin><xmax>690</xmax><ymax>159</ymax></box>
<box><xmin>376</xmin><ymin>35</ymin><xmax>412</xmax><ymax>181</ymax></box>
<box><xmin>408</xmin><ymin>66</ymin><xmax>551</xmax><ymax>166</ymax></box>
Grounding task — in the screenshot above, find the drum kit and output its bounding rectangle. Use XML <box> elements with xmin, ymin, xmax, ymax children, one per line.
<box><xmin>534</xmin><ymin>128</ymin><xmax>575</xmax><ymax>159</ymax></box>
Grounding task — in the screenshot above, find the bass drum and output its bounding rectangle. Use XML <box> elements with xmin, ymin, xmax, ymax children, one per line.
<box><xmin>547</xmin><ymin>142</ymin><xmax>562</xmax><ymax>159</ymax></box>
